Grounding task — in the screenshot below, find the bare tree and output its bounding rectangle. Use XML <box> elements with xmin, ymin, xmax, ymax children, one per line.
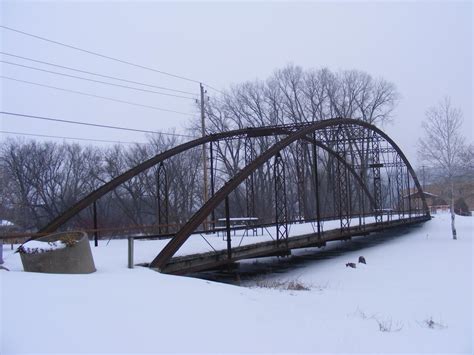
<box><xmin>418</xmin><ymin>97</ymin><xmax>466</xmax><ymax>239</ymax></box>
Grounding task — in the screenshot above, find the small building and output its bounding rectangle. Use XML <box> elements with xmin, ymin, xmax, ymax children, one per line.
<box><xmin>403</xmin><ymin>191</ymin><xmax>450</xmax><ymax>215</ymax></box>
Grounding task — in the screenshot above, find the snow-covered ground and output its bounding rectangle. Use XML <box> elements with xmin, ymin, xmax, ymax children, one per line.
<box><xmin>1</xmin><ymin>213</ymin><xmax>472</xmax><ymax>354</ymax></box>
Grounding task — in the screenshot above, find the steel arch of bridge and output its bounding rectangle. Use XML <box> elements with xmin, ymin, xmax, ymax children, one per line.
<box><xmin>39</xmin><ymin>119</ymin><xmax>382</xmax><ymax>234</ymax></box>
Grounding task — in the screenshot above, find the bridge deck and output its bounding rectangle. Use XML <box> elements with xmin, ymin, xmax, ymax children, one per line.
<box><xmin>155</xmin><ymin>215</ymin><xmax>430</xmax><ymax>274</ymax></box>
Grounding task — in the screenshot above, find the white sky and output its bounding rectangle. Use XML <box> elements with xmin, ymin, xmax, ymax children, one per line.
<box><xmin>0</xmin><ymin>0</ymin><xmax>472</xmax><ymax>165</ymax></box>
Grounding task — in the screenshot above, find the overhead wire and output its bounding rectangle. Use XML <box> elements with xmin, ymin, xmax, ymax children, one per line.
<box><xmin>0</xmin><ymin>25</ymin><xmax>216</xmax><ymax>88</ymax></box>
<box><xmin>0</xmin><ymin>51</ymin><xmax>197</xmax><ymax>96</ymax></box>
<box><xmin>1</xmin><ymin>76</ymin><xmax>196</xmax><ymax>117</ymax></box>
<box><xmin>0</xmin><ymin>60</ymin><xmax>197</xmax><ymax>100</ymax></box>
<box><xmin>0</xmin><ymin>130</ymin><xmax>148</xmax><ymax>145</ymax></box>
<box><xmin>0</xmin><ymin>111</ymin><xmax>195</xmax><ymax>138</ymax></box>
<box><xmin>203</xmin><ymin>83</ymin><xmax>226</xmax><ymax>95</ymax></box>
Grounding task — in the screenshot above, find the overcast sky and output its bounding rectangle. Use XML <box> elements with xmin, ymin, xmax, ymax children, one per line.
<box><xmin>0</xmin><ymin>0</ymin><xmax>472</xmax><ymax>165</ymax></box>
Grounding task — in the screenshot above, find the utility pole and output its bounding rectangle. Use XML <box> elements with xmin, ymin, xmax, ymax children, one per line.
<box><xmin>200</xmin><ymin>83</ymin><xmax>209</xmax><ymax>230</ymax></box>
<box><xmin>422</xmin><ymin>165</ymin><xmax>426</xmax><ymax>190</ymax></box>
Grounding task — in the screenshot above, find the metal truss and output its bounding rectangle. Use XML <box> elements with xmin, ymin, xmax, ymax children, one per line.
<box><xmin>333</xmin><ymin>125</ymin><xmax>351</xmax><ymax>231</ymax></box>
<box><xmin>311</xmin><ymin>132</ymin><xmax>322</xmax><ymax>237</ymax></box>
<box><xmin>370</xmin><ymin>133</ymin><xmax>383</xmax><ymax>223</ymax></box>
<box><xmin>295</xmin><ymin>139</ymin><xmax>307</xmax><ymax>220</ymax></box>
<box><xmin>274</xmin><ymin>152</ymin><xmax>288</xmax><ymax>247</ymax></box>
<box><xmin>245</xmin><ymin>137</ymin><xmax>256</xmax><ymax>218</ymax></box>
<box><xmin>209</xmin><ymin>141</ymin><xmax>216</xmax><ymax>229</ymax></box>
<box><xmin>156</xmin><ymin>162</ymin><xmax>169</xmax><ymax>234</ymax></box>
<box><xmin>394</xmin><ymin>154</ymin><xmax>406</xmax><ymax>218</ymax></box>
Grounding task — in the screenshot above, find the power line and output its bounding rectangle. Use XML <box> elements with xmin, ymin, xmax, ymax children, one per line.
<box><xmin>1</xmin><ymin>76</ymin><xmax>196</xmax><ymax>116</ymax></box>
<box><xmin>0</xmin><ymin>60</ymin><xmax>197</xmax><ymax>100</ymax></box>
<box><xmin>0</xmin><ymin>51</ymin><xmax>197</xmax><ymax>96</ymax></box>
<box><xmin>0</xmin><ymin>111</ymin><xmax>194</xmax><ymax>138</ymax></box>
<box><xmin>203</xmin><ymin>84</ymin><xmax>226</xmax><ymax>95</ymax></box>
<box><xmin>0</xmin><ymin>130</ymin><xmax>147</xmax><ymax>145</ymax></box>
<box><xmin>0</xmin><ymin>25</ymin><xmax>207</xmax><ymax>86</ymax></box>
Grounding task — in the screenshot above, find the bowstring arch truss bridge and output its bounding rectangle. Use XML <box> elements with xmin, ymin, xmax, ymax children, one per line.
<box><xmin>33</xmin><ymin>118</ymin><xmax>430</xmax><ymax>274</ymax></box>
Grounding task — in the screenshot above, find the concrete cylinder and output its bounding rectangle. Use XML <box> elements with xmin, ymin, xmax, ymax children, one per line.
<box><xmin>20</xmin><ymin>231</ymin><xmax>96</xmax><ymax>274</ymax></box>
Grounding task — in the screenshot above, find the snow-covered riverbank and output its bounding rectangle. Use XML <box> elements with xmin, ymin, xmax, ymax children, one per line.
<box><xmin>1</xmin><ymin>213</ymin><xmax>472</xmax><ymax>354</ymax></box>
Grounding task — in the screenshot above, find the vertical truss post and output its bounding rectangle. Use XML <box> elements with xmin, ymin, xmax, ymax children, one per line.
<box><xmin>274</xmin><ymin>152</ymin><xmax>288</xmax><ymax>248</ymax></box>
<box><xmin>311</xmin><ymin>133</ymin><xmax>322</xmax><ymax>238</ymax></box>
<box><xmin>395</xmin><ymin>154</ymin><xmax>405</xmax><ymax>219</ymax></box>
<box><xmin>295</xmin><ymin>140</ymin><xmax>306</xmax><ymax>220</ymax></box>
<box><xmin>210</xmin><ymin>141</ymin><xmax>216</xmax><ymax>230</ymax></box>
<box><xmin>157</xmin><ymin>162</ymin><xmax>169</xmax><ymax>234</ymax></box>
<box><xmin>347</xmin><ymin>154</ymin><xmax>353</xmax><ymax>223</ymax></box>
<box><xmin>93</xmin><ymin>200</ymin><xmax>98</xmax><ymax>247</ymax></box>
<box><xmin>225</xmin><ymin>195</ymin><xmax>232</xmax><ymax>261</ymax></box>
<box><xmin>370</xmin><ymin>134</ymin><xmax>383</xmax><ymax>224</ymax></box>
<box><xmin>335</xmin><ymin>127</ymin><xmax>350</xmax><ymax>231</ymax></box>
<box><xmin>361</xmin><ymin>171</ymin><xmax>366</xmax><ymax>228</ymax></box>
<box><xmin>329</xmin><ymin>155</ymin><xmax>337</xmax><ymax>218</ymax></box>
<box><xmin>200</xmin><ymin>84</ymin><xmax>209</xmax><ymax>231</ymax></box>
<box><xmin>245</xmin><ymin>137</ymin><xmax>256</xmax><ymax>218</ymax></box>
<box><xmin>357</xmin><ymin>180</ymin><xmax>363</xmax><ymax>229</ymax></box>
<box><xmin>407</xmin><ymin>166</ymin><xmax>412</xmax><ymax>219</ymax></box>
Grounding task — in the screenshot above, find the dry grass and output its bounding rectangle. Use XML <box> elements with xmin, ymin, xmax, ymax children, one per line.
<box><xmin>421</xmin><ymin>317</ymin><xmax>447</xmax><ymax>330</ymax></box>
<box><xmin>58</xmin><ymin>234</ymin><xmax>78</xmax><ymax>247</ymax></box>
<box><xmin>254</xmin><ymin>279</ymin><xmax>312</xmax><ymax>291</ymax></box>
<box><xmin>351</xmin><ymin>308</ymin><xmax>403</xmax><ymax>332</ymax></box>
<box><xmin>374</xmin><ymin>317</ymin><xmax>404</xmax><ymax>332</ymax></box>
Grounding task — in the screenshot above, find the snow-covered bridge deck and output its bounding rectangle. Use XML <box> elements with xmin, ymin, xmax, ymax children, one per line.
<box><xmin>150</xmin><ymin>215</ymin><xmax>430</xmax><ymax>274</ymax></box>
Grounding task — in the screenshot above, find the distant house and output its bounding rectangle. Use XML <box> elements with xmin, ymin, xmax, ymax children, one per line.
<box><xmin>403</xmin><ymin>191</ymin><xmax>449</xmax><ymax>214</ymax></box>
<box><xmin>454</xmin><ymin>197</ymin><xmax>472</xmax><ymax>216</ymax></box>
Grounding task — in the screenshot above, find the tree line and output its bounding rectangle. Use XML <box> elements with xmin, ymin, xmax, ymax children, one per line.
<box><xmin>4</xmin><ymin>64</ymin><xmax>447</xmax><ymax>235</ymax></box>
